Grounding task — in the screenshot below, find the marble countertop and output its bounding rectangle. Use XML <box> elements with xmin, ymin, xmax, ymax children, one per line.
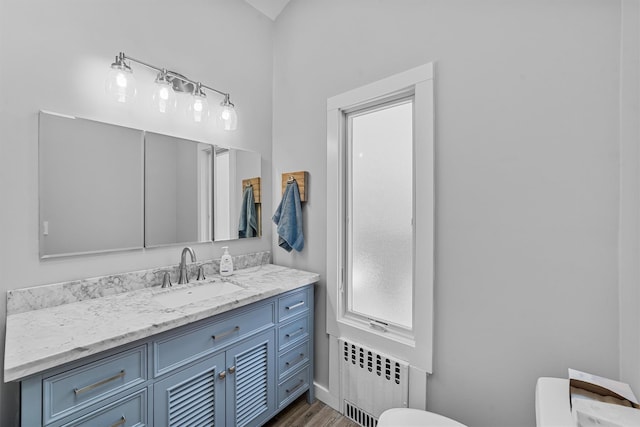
<box><xmin>4</xmin><ymin>264</ymin><xmax>318</xmax><ymax>382</ymax></box>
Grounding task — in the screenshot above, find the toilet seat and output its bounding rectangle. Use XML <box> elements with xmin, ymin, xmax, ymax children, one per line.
<box><xmin>378</xmin><ymin>408</ymin><xmax>467</xmax><ymax>427</ymax></box>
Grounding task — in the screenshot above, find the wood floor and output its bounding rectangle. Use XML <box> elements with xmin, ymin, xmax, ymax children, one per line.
<box><xmin>263</xmin><ymin>395</ymin><xmax>360</xmax><ymax>427</ymax></box>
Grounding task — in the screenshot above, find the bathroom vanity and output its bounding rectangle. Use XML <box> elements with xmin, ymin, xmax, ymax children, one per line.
<box><xmin>5</xmin><ymin>259</ymin><xmax>316</xmax><ymax>427</ymax></box>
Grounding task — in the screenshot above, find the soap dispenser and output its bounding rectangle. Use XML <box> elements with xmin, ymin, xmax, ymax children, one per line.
<box><xmin>220</xmin><ymin>247</ymin><xmax>234</xmax><ymax>277</ymax></box>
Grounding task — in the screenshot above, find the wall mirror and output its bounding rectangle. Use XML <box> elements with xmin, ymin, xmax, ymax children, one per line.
<box><xmin>39</xmin><ymin>112</ymin><xmax>144</xmax><ymax>257</ymax></box>
<box><xmin>213</xmin><ymin>146</ymin><xmax>262</xmax><ymax>241</ymax></box>
<box><xmin>39</xmin><ymin>111</ymin><xmax>261</xmax><ymax>258</ymax></box>
<box><xmin>144</xmin><ymin>132</ymin><xmax>213</xmax><ymax>248</ymax></box>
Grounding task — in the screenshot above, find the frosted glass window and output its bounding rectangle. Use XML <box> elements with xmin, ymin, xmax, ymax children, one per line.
<box><xmin>347</xmin><ymin>99</ymin><xmax>413</xmax><ymax>329</ymax></box>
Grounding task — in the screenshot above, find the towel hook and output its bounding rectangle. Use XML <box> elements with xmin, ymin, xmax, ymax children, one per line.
<box><xmin>281</xmin><ymin>171</ymin><xmax>307</xmax><ymax>202</ymax></box>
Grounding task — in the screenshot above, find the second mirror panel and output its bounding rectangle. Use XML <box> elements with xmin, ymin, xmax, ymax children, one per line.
<box><xmin>145</xmin><ymin>132</ymin><xmax>213</xmax><ymax>247</ymax></box>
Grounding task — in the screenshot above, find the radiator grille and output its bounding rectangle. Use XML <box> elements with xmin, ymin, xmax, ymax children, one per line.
<box><xmin>235</xmin><ymin>342</ymin><xmax>269</xmax><ymax>427</ymax></box>
<box><xmin>343</xmin><ymin>342</ymin><xmax>403</xmax><ymax>384</ymax></box>
<box><xmin>345</xmin><ymin>400</ymin><xmax>378</xmax><ymax>427</ymax></box>
<box><xmin>167</xmin><ymin>368</ymin><xmax>215</xmax><ymax>426</ymax></box>
<box><xmin>339</xmin><ymin>339</ymin><xmax>409</xmax><ymax>424</ymax></box>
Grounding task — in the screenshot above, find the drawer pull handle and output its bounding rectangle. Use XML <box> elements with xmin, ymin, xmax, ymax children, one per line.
<box><xmin>73</xmin><ymin>370</ymin><xmax>125</xmax><ymax>395</ymax></box>
<box><xmin>286</xmin><ymin>301</ymin><xmax>305</xmax><ymax>310</ymax></box>
<box><xmin>285</xmin><ymin>328</ymin><xmax>304</xmax><ymax>339</ymax></box>
<box><xmin>285</xmin><ymin>353</ymin><xmax>306</xmax><ymax>367</ymax></box>
<box><xmin>212</xmin><ymin>326</ymin><xmax>240</xmax><ymax>340</ymax></box>
<box><xmin>286</xmin><ymin>379</ymin><xmax>304</xmax><ymax>394</ymax></box>
<box><xmin>111</xmin><ymin>416</ymin><xmax>126</xmax><ymax>427</ymax></box>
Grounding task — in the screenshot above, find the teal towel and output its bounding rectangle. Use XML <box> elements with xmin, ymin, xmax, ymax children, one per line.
<box><xmin>238</xmin><ymin>186</ymin><xmax>258</xmax><ymax>238</ymax></box>
<box><xmin>272</xmin><ymin>180</ymin><xmax>304</xmax><ymax>252</ymax></box>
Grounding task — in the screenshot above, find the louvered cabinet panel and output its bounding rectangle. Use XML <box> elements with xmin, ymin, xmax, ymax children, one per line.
<box><xmin>153</xmin><ymin>353</ymin><xmax>225</xmax><ymax>427</ymax></box>
<box><xmin>226</xmin><ymin>329</ymin><xmax>276</xmax><ymax>427</ymax></box>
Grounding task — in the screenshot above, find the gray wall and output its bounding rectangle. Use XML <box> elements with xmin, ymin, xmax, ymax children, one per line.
<box><xmin>0</xmin><ymin>0</ymin><xmax>274</xmax><ymax>425</ymax></box>
<box><xmin>619</xmin><ymin>0</ymin><xmax>640</xmax><ymax>401</ymax></box>
<box><xmin>272</xmin><ymin>1</ymin><xmax>632</xmax><ymax>426</ymax></box>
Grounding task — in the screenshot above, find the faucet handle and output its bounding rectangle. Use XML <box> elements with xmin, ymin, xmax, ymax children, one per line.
<box><xmin>162</xmin><ymin>272</ymin><xmax>172</xmax><ymax>288</ymax></box>
<box><xmin>197</xmin><ymin>265</ymin><xmax>206</xmax><ymax>281</ymax></box>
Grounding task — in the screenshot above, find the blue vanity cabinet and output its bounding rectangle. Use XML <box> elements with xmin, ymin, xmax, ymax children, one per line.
<box><xmin>18</xmin><ymin>283</ymin><xmax>315</xmax><ymax>427</ymax></box>
<box><xmin>20</xmin><ymin>344</ymin><xmax>151</xmax><ymax>427</ymax></box>
<box><xmin>153</xmin><ymin>352</ymin><xmax>226</xmax><ymax>426</ymax></box>
<box><xmin>225</xmin><ymin>329</ymin><xmax>277</xmax><ymax>426</ymax></box>
<box><xmin>57</xmin><ymin>389</ymin><xmax>148</xmax><ymax>427</ymax></box>
<box><xmin>153</xmin><ymin>329</ymin><xmax>276</xmax><ymax>427</ymax></box>
<box><xmin>276</xmin><ymin>285</ymin><xmax>314</xmax><ymax>408</ymax></box>
<box><xmin>44</xmin><ymin>345</ymin><xmax>147</xmax><ymax>424</ymax></box>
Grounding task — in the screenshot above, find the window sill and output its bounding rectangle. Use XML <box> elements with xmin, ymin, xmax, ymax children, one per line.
<box><xmin>337</xmin><ymin>316</ymin><xmax>416</xmax><ymax>348</ymax></box>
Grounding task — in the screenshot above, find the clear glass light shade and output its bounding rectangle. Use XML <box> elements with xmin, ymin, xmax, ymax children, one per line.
<box><xmin>216</xmin><ymin>103</ymin><xmax>238</xmax><ymax>131</ymax></box>
<box><xmin>152</xmin><ymin>80</ymin><xmax>176</xmax><ymax>113</ymax></box>
<box><xmin>105</xmin><ymin>67</ymin><xmax>136</xmax><ymax>103</ymax></box>
<box><xmin>187</xmin><ymin>93</ymin><xmax>209</xmax><ymax>123</ymax></box>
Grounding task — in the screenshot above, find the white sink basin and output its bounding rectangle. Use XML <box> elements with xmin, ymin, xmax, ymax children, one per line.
<box><xmin>153</xmin><ymin>282</ymin><xmax>243</xmax><ymax>308</ymax></box>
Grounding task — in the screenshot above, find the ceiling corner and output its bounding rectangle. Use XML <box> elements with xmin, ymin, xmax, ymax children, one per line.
<box><xmin>244</xmin><ymin>0</ymin><xmax>291</xmax><ymax>21</ymax></box>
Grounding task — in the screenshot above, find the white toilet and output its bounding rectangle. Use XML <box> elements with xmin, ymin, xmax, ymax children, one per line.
<box><xmin>379</xmin><ymin>377</ymin><xmax>571</xmax><ymax>426</ymax></box>
<box><xmin>378</xmin><ymin>408</ymin><xmax>467</xmax><ymax>426</ymax></box>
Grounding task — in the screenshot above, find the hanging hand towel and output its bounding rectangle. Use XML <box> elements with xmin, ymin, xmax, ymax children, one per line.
<box><xmin>238</xmin><ymin>185</ymin><xmax>258</xmax><ymax>238</ymax></box>
<box><xmin>272</xmin><ymin>180</ymin><xmax>304</xmax><ymax>252</ymax></box>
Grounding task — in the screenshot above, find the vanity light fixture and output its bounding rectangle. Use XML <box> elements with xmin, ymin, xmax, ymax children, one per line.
<box><xmin>105</xmin><ymin>52</ymin><xmax>238</xmax><ymax>130</ymax></box>
<box><xmin>217</xmin><ymin>94</ymin><xmax>238</xmax><ymax>131</ymax></box>
<box><xmin>105</xmin><ymin>54</ymin><xmax>136</xmax><ymax>103</ymax></box>
<box><xmin>151</xmin><ymin>69</ymin><xmax>177</xmax><ymax>114</ymax></box>
<box><xmin>187</xmin><ymin>82</ymin><xmax>209</xmax><ymax>123</ymax></box>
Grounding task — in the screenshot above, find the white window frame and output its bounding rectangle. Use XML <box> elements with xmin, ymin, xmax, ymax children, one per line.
<box><xmin>344</xmin><ymin>95</ymin><xmax>415</xmax><ymax>339</ymax></box>
<box><xmin>326</xmin><ymin>63</ymin><xmax>434</xmax><ymax>373</ymax></box>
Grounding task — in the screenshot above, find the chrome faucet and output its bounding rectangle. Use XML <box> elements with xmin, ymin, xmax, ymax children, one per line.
<box><xmin>162</xmin><ymin>271</ymin><xmax>172</xmax><ymax>288</ymax></box>
<box><xmin>178</xmin><ymin>247</ymin><xmax>197</xmax><ymax>284</ymax></box>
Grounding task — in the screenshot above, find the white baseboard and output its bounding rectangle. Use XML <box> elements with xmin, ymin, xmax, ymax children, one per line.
<box><xmin>314</xmin><ymin>381</ymin><xmax>340</xmax><ymax>411</ymax></box>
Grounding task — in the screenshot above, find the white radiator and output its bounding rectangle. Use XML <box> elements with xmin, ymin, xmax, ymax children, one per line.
<box><xmin>339</xmin><ymin>338</ymin><xmax>409</xmax><ymax>427</ymax></box>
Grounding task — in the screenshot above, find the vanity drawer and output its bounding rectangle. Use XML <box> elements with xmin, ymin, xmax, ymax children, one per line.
<box><xmin>154</xmin><ymin>302</ymin><xmax>274</xmax><ymax>376</ymax></box>
<box><xmin>278</xmin><ymin>339</ymin><xmax>310</xmax><ymax>380</ymax></box>
<box><xmin>278</xmin><ymin>366</ymin><xmax>310</xmax><ymax>408</ymax></box>
<box><xmin>278</xmin><ymin>315</ymin><xmax>310</xmax><ymax>351</ymax></box>
<box><xmin>43</xmin><ymin>346</ymin><xmax>147</xmax><ymax>425</ymax></box>
<box><xmin>60</xmin><ymin>389</ymin><xmax>147</xmax><ymax>427</ymax></box>
<box><xmin>278</xmin><ymin>289</ymin><xmax>309</xmax><ymax>322</ymax></box>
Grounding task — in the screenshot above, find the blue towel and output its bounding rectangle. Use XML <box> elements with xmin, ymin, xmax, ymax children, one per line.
<box><xmin>272</xmin><ymin>180</ymin><xmax>304</xmax><ymax>252</ymax></box>
<box><xmin>238</xmin><ymin>186</ymin><xmax>258</xmax><ymax>238</ymax></box>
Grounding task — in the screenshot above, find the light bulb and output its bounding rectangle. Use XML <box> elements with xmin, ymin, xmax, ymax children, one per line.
<box><xmin>116</xmin><ymin>73</ymin><xmax>128</xmax><ymax>88</ymax></box>
<box><xmin>152</xmin><ymin>73</ymin><xmax>176</xmax><ymax>113</ymax></box>
<box><xmin>105</xmin><ymin>57</ymin><xmax>136</xmax><ymax>103</ymax></box>
<box><xmin>216</xmin><ymin>100</ymin><xmax>238</xmax><ymax>131</ymax></box>
<box><xmin>187</xmin><ymin>88</ymin><xmax>209</xmax><ymax>123</ymax></box>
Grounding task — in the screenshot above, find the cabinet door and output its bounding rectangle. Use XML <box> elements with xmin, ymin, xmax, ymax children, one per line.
<box><xmin>153</xmin><ymin>353</ymin><xmax>226</xmax><ymax>427</ymax></box>
<box><xmin>226</xmin><ymin>329</ymin><xmax>276</xmax><ymax>427</ymax></box>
